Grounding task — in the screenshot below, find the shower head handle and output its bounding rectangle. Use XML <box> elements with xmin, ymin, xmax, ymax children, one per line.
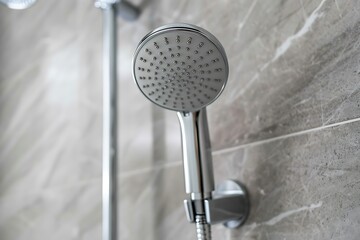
<box><xmin>177</xmin><ymin>109</ymin><xmax>214</xmax><ymax>199</ymax></box>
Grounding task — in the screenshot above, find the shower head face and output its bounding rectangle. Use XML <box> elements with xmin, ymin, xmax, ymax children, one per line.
<box><xmin>0</xmin><ymin>0</ymin><xmax>36</xmax><ymax>9</ymax></box>
<box><xmin>133</xmin><ymin>23</ymin><xmax>229</xmax><ymax>112</ymax></box>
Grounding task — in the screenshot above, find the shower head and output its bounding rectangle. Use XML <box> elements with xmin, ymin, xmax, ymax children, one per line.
<box><xmin>133</xmin><ymin>23</ymin><xmax>228</xmax><ymax>112</ymax></box>
<box><xmin>0</xmin><ymin>0</ymin><xmax>36</xmax><ymax>9</ymax></box>
<box><xmin>133</xmin><ymin>24</ymin><xmax>230</xmax><ymax>239</ymax></box>
<box><xmin>133</xmin><ymin>25</ymin><xmax>249</xmax><ymax>237</ymax></box>
<box><xmin>132</xmin><ymin>22</ymin><xmax>229</xmax><ymax>199</ymax></box>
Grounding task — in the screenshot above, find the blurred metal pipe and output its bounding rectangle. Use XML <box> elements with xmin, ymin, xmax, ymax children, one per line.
<box><xmin>98</xmin><ymin>3</ymin><xmax>118</xmax><ymax>240</ymax></box>
<box><xmin>96</xmin><ymin>1</ymin><xmax>140</xmax><ymax>240</ymax></box>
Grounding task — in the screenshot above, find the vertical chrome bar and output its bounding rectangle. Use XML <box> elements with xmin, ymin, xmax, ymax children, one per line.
<box><xmin>101</xmin><ymin>3</ymin><xmax>117</xmax><ymax>240</ymax></box>
<box><xmin>96</xmin><ymin>1</ymin><xmax>139</xmax><ymax>239</ymax></box>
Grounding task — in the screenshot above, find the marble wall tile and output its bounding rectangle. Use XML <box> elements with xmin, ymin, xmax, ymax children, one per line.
<box><xmin>0</xmin><ymin>180</ymin><xmax>101</xmax><ymax>240</ymax></box>
<box><xmin>207</xmin><ymin>0</ymin><xmax>360</xmax><ymax>149</ymax></box>
<box><xmin>212</xmin><ymin>121</ymin><xmax>360</xmax><ymax>239</ymax></box>
<box><xmin>0</xmin><ymin>2</ymin><xmax>103</xmax><ymax>191</ymax></box>
<box><xmin>118</xmin><ymin>164</ymin><xmax>196</xmax><ymax>240</ymax></box>
<box><xmin>0</xmin><ymin>2</ymin><xmax>104</xmax><ymax>239</ymax></box>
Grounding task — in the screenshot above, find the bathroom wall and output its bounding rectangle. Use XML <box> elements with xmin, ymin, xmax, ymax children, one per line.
<box><xmin>0</xmin><ymin>1</ymin><xmax>103</xmax><ymax>239</ymax></box>
<box><xmin>0</xmin><ymin>0</ymin><xmax>359</xmax><ymax>240</ymax></box>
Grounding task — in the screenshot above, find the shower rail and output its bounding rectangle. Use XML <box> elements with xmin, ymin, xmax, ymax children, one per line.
<box><xmin>95</xmin><ymin>1</ymin><xmax>140</xmax><ymax>240</ymax></box>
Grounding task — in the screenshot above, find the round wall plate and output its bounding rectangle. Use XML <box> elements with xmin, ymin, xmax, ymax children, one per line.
<box><xmin>212</xmin><ymin>180</ymin><xmax>250</xmax><ymax>228</ymax></box>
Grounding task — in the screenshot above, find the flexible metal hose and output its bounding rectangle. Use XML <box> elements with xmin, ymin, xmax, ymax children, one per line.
<box><xmin>195</xmin><ymin>215</ymin><xmax>211</xmax><ymax>240</ymax></box>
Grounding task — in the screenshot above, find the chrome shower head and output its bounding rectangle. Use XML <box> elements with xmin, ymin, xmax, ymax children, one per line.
<box><xmin>133</xmin><ymin>24</ymin><xmax>249</xmax><ymax>237</ymax></box>
<box><xmin>133</xmin><ymin>23</ymin><xmax>228</xmax><ymax>112</ymax></box>
<box><xmin>0</xmin><ymin>0</ymin><xmax>36</xmax><ymax>9</ymax></box>
<box><xmin>133</xmin><ymin>24</ymin><xmax>230</xmax><ymax>240</ymax></box>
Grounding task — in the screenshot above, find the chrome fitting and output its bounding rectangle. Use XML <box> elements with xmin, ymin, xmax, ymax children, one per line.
<box><xmin>184</xmin><ymin>180</ymin><xmax>250</xmax><ymax>228</ymax></box>
<box><xmin>95</xmin><ymin>0</ymin><xmax>116</xmax><ymax>9</ymax></box>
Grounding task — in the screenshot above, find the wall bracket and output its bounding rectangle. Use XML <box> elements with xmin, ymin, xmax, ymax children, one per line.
<box><xmin>184</xmin><ymin>180</ymin><xmax>250</xmax><ymax>229</ymax></box>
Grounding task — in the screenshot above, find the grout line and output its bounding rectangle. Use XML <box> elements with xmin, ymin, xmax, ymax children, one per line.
<box><xmin>119</xmin><ymin>161</ymin><xmax>182</xmax><ymax>179</ymax></box>
<box><xmin>213</xmin><ymin>117</ymin><xmax>360</xmax><ymax>156</ymax></box>
<box><xmin>119</xmin><ymin>117</ymin><xmax>360</xmax><ymax>177</ymax></box>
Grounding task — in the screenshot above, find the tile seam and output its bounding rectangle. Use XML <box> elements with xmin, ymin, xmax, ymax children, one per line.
<box><xmin>119</xmin><ymin>161</ymin><xmax>182</xmax><ymax>179</ymax></box>
<box><xmin>119</xmin><ymin>117</ymin><xmax>360</xmax><ymax>177</ymax></box>
<box><xmin>213</xmin><ymin>117</ymin><xmax>360</xmax><ymax>155</ymax></box>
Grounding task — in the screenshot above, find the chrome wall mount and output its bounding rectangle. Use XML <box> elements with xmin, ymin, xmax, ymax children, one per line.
<box><xmin>95</xmin><ymin>0</ymin><xmax>140</xmax><ymax>21</ymax></box>
<box><xmin>133</xmin><ymin>23</ymin><xmax>250</xmax><ymax>239</ymax></box>
<box><xmin>185</xmin><ymin>180</ymin><xmax>250</xmax><ymax>228</ymax></box>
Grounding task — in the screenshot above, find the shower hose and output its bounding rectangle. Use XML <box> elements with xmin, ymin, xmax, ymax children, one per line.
<box><xmin>195</xmin><ymin>215</ymin><xmax>211</xmax><ymax>240</ymax></box>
